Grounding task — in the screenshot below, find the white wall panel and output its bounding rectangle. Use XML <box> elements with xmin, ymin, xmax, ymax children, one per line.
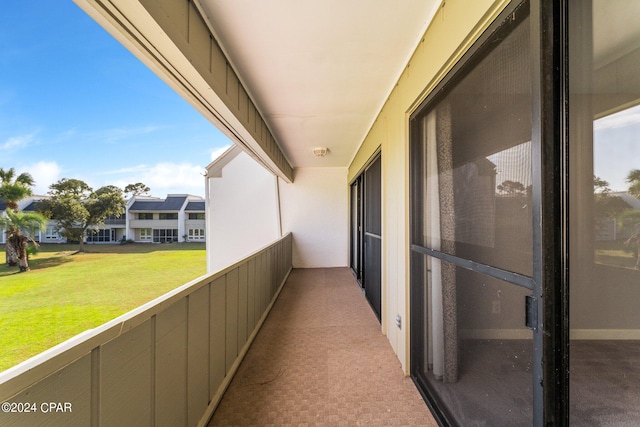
<box><xmin>279</xmin><ymin>167</ymin><xmax>348</xmax><ymax>268</ymax></box>
<box><xmin>207</xmin><ymin>151</ymin><xmax>281</xmax><ymax>273</ymax></box>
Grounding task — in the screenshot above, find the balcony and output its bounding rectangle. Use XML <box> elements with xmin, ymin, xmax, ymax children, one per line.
<box><xmin>104</xmin><ymin>217</ymin><xmax>126</xmax><ymax>225</ymax></box>
<box><xmin>0</xmin><ymin>234</ymin><xmax>433</xmax><ymax>426</ymax></box>
<box><xmin>210</xmin><ymin>267</ymin><xmax>435</xmax><ymax>426</ymax></box>
<box><xmin>128</xmin><ymin>219</ymin><xmax>179</xmax><ymax>229</ymax></box>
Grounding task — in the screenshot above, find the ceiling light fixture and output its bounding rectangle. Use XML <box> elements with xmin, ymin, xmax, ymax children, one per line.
<box><xmin>313</xmin><ymin>147</ymin><xmax>329</xmax><ymax>157</ymax></box>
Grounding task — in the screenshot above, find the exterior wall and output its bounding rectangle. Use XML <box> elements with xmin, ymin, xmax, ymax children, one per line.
<box><xmin>348</xmin><ymin>0</ymin><xmax>511</xmax><ymax>372</ymax></box>
<box><xmin>177</xmin><ymin>209</ymin><xmax>186</xmax><ymax>241</ymax></box>
<box><xmin>206</xmin><ymin>151</ymin><xmax>280</xmax><ymax>273</ymax></box>
<box><xmin>279</xmin><ymin>167</ymin><xmax>349</xmax><ymax>268</ymax></box>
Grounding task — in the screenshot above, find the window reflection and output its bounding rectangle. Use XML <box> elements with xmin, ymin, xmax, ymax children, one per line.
<box><xmin>570</xmin><ymin>0</ymin><xmax>640</xmax><ymax>425</ymax></box>
<box><xmin>594</xmin><ymin>104</ymin><xmax>640</xmax><ymax>269</ymax></box>
<box><xmin>417</xmin><ymin>12</ymin><xmax>533</xmax><ymax>277</ymax></box>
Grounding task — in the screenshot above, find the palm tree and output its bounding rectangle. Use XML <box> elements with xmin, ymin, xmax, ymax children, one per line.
<box><xmin>0</xmin><ymin>168</ymin><xmax>35</xmax><ymax>211</ymax></box>
<box><xmin>0</xmin><ymin>167</ymin><xmax>36</xmax><ymax>265</ymax></box>
<box><xmin>627</xmin><ymin>169</ymin><xmax>640</xmax><ymax>198</ymax></box>
<box><xmin>0</xmin><ymin>210</ymin><xmax>47</xmax><ymax>271</ymax></box>
<box><xmin>623</xmin><ymin>170</ymin><xmax>640</xmax><ymax>269</ymax></box>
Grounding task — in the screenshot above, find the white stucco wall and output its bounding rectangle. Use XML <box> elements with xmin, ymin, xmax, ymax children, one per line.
<box><xmin>206</xmin><ymin>151</ymin><xmax>281</xmax><ymax>273</ymax></box>
<box><xmin>278</xmin><ymin>167</ymin><xmax>348</xmax><ymax>268</ymax></box>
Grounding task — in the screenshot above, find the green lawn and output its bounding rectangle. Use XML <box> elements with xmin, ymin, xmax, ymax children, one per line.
<box><xmin>595</xmin><ymin>240</ymin><xmax>638</xmax><ymax>269</ymax></box>
<box><xmin>0</xmin><ymin>243</ymin><xmax>206</xmax><ymax>372</ymax></box>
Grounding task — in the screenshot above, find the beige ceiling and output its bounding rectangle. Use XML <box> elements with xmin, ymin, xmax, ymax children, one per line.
<box><xmin>593</xmin><ymin>0</ymin><xmax>640</xmax><ymax>69</ymax></box>
<box><xmin>195</xmin><ymin>0</ymin><xmax>440</xmax><ymax>168</ymax></box>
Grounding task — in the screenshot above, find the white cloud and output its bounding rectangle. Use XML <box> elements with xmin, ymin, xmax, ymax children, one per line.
<box><xmin>109</xmin><ymin>162</ymin><xmax>207</xmax><ymax>197</ymax></box>
<box><xmin>594</xmin><ymin>106</ymin><xmax>640</xmax><ymax>131</ymax></box>
<box><xmin>1</xmin><ymin>133</ymin><xmax>36</xmax><ymax>151</ymax></box>
<box><xmin>21</xmin><ymin>161</ymin><xmax>62</xmax><ymax>195</ymax></box>
<box><xmin>98</xmin><ymin>165</ymin><xmax>149</xmax><ymax>176</ymax></box>
<box><xmin>87</xmin><ymin>125</ymin><xmax>162</xmax><ymax>144</ymax></box>
<box><xmin>210</xmin><ymin>144</ymin><xmax>233</xmax><ymax>162</ymax></box>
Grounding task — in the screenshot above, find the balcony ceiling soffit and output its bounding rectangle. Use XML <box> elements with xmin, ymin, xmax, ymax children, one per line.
<box><xmin>196</xmin><ymin>0</ymin><xmax>439</xmax><ymax>168</ymax></box>
<box><xmin>593</xmin><ymin>0</ymin><xmax>640</xmax><ymax>69</ymax></box>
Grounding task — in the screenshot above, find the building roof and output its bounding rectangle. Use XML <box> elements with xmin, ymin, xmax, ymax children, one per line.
<box><xmin>205</xmin><ymin>145</ymin><xmax>242</xmax><ymax>178</ymax></box>
<box><xmin>614</xmin><ymin>192</ymin><xmax>640</xmax><ymax>210</ymax></box>
<box><xmin>21</xmin><ymin>200</ymin><xmax>42</xmax><ymax>212</ymax></box>
<box><xmin>130</xmin><ymin>196</ymin><xmax>187</xmax><ymax>211</ymax></box>
<box><xmin>185</xmin><ymin>201</ymin><xmax>205</xmax><ymax>211</ymax></box>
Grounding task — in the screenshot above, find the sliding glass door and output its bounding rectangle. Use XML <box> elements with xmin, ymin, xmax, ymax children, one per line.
<box><xmin>411</xmin><ymin>0</ymin><xmax>640</xmax><ymax>425</ymax></box>
<box><xmin>351</xmin><ymin>155</ymin><xmax>382</xmax><ymax>320</ymax></box>
<box><xmin>410</xmin><ymin>1</ymin><xmax>543</xmax><ymax>425</ymax></box>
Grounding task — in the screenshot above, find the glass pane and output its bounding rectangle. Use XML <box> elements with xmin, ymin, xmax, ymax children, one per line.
<box><xmin>365</xmin><ymin>157</ymin><xmax>381</xmax><ymax>236</ymax></box>
<box><xmin>569</xmin><ymin>0</ymin><xmax>640</xmax><ymax>424</ymax></box>
<box><xmin>351</xmin><ymin>181</ymin><xmax>360</xmax><ymax>273</ymax></box>
<box><xmin>412</xmin><ymin>253</ymin><xmax>533</xmax><ymax>425</ymax></box>
<box><xmin>413</xmin><ymin>12</ymin><xmax>532</xmax><ymax>276</ymax></box>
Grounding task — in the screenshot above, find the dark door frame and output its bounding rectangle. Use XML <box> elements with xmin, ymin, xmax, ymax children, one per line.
<box><xmin>350</xmin><ymin>153</ymin><xmax>382</xmax><ymax>321</ymax></box>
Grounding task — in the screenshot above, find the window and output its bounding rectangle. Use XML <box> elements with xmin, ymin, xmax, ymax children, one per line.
<box><xmin>188</xmin><ymin>228</ymin><xmax>205</xmax><ymax>241</ymax></box>
<box><xmin>139</xmin><ymin>228</ymin><xmax>152</xmax><ymax>241</ymax></box>
<box><xmin>138</xmin><ymin>213</ymin><xmax>153</xmax><ymax>220</ymax></box>
<box><xmin>153</xmin><ymin>229</ymin><xmax>178</xmax><ymax>243</ymax></box>
<box><xmin>188</xmin><ymin>213</ymin><xmax>205</xmax><ymax>220</ymax></box>
<box><xmin>159</xmin><ymin>213</ymin><xmax>178</xmax><ymax>220</ymax></box>
<box><xmin>86</xmin><ymin>229</ymin><xmax>114</xmax><ymax>242</ymax></box>
<box><xmin>45</xmin><ymin>226</ymin><xmax>60</xmax><ymax>240</ymax></box>
<box><xmin>105</xmin><ymin>214</ymin><xmax>124</xmax><ymax>224</ymax></box>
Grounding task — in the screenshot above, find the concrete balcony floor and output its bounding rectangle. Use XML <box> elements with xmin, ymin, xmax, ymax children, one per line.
<box><xmin>210</xmin><ymin>268</ymin><xmax>437</xmax><ymax>426</ymax></box>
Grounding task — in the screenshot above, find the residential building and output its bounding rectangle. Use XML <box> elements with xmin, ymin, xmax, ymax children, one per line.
<box><xmin>1</xmin><ymin>1</ymin><xmax>639</xmax><ymax>426</ymax></box>
<box><xmin>126</xmin><ymin>194</ymin><xmax>206</xmax><ymax>243</ymax></box>
<box><xmin>0</xmin><ymin>196</ymin><xmax>54</xmax><ymax>244</ymax></box>
<box><xmin>0</xmin><ymin>194</ymin><xmax>205</xmax><ymax>245</ymax></box>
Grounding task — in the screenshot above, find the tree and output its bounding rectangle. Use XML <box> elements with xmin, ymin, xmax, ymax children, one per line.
<box><xmin>124</xmin><ymin>182</ymin><xmax>150</xmax><ymax>198</ymax></box>
<box><xmin>497</xmin><ymin>180</ymin><xmax>526</xmax><ymax>195</ymax></box>
<box><xmin>38</xmin><ymin>179</ymin><xmax>125</xmax><ymax>252</ymax></box>
<box><xmin>594</xmin><ymin>176</ymin><xmax>629</xmax><ymax>226</ymax></box>
<box><xmin>0</xmin><ymin>210</ymin><xmax>47</xmax><ymax>271</ymax></box>
<box><xmin>0</xmin><ymin>168</ymin><xmax>35</xmax><ymax>211</ymax></box>
<box><xmin>1</xmin><ymin>167</ymin><xmax>36</xmax><ymax>265</ymax></box>
<box><xmin>627</xmin><ymin>169</ymin><xmax>640</xmax><ymax>198</ymax></box>
<box><xmin>623</xmin><ymin>170</ymin><xmax>640</xmax><ymax>269</ymax></box>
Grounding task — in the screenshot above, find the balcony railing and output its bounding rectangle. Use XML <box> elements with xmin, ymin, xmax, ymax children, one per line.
<box><xmin>104</xmin><ymin>217</ymin><xmax>126</xmax><ymax>225</ymax></box>
<box><xmin>0</xmin><ymin>233</ymin><xmax>292</xmax><ymax>427</ymax></box>
<box><xmin>128</xmin><ymin>219</ymin><xmax>178</xmax><ymax>228</ymax></box>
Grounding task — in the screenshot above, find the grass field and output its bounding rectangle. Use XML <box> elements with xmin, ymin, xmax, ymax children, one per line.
<box><xmin>0</xmin><ymin>243</ymin><xmax>206</xmax><ymax>372</ymax></box>
<box><xmin>595</xmin><ymin>240</ymin><xmax>638</xmax><ymax>269</ymax></box>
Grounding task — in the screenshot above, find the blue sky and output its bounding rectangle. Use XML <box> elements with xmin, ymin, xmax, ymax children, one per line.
<box><xmin>0</xmin><ymin>1</ymin><xmax>231</xmax><ymax>197</ymax></box>
<box><xmin>594</xmin><ymin>104</ymin><xmax>640</xmax><ymax>192</ymax></box>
